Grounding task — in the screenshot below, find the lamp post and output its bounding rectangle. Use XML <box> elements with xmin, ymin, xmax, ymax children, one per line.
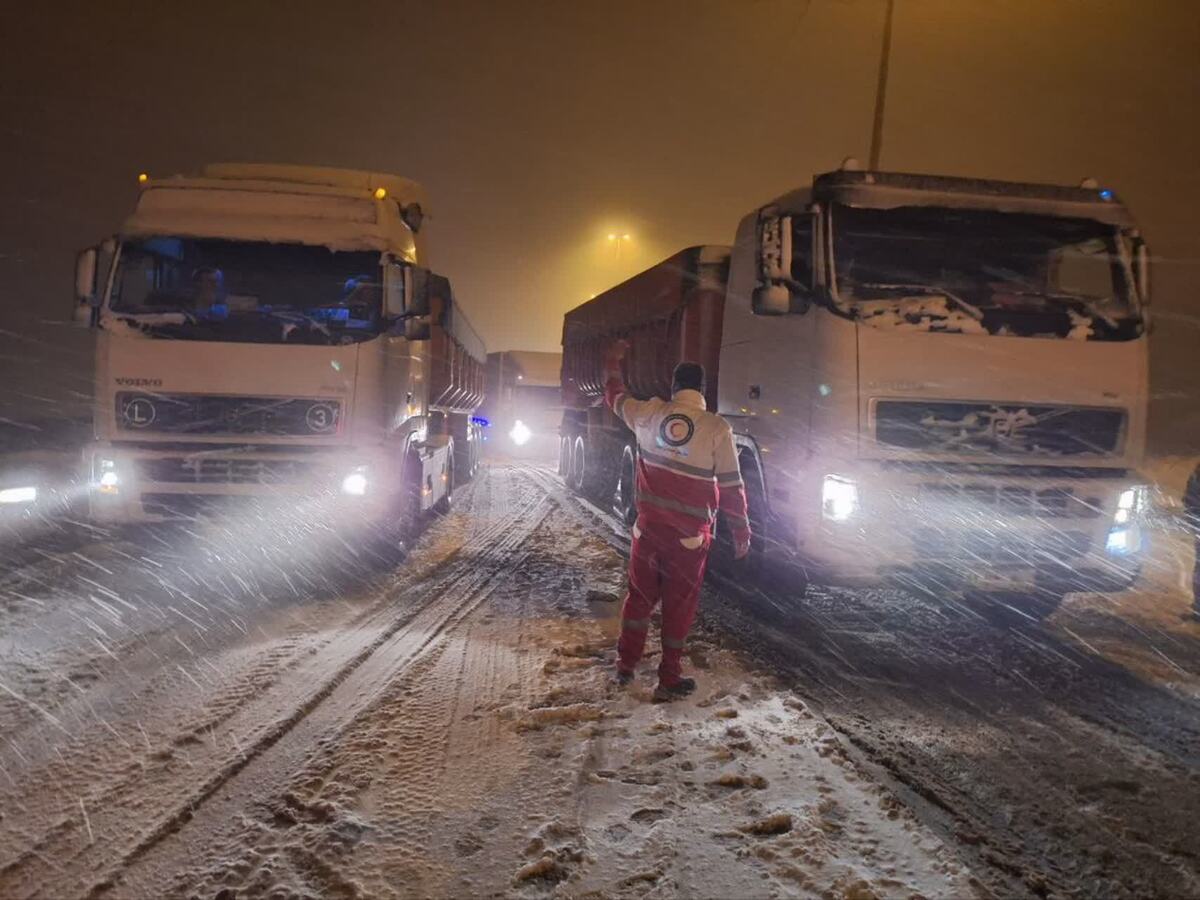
<box><xmin>869</xmin><ymin>0</ymin><xmax>896</xmax><ymax>171</ymax></box>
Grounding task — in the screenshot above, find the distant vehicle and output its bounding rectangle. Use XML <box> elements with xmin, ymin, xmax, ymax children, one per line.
<box><xmin>481</xmin><ymin>350</ymin><xmax>563</xmax><ymax>460</ymax></box>
<box><xmin>560</xmin><ymin>164</ymin><xmax>1151</xmax><ymax>614</ymax></box>
<box><xmin>72</xmin><ymin>164</ymin><xmax>485</xmax><ymax>550</ymax></box>
<box><xmin>0</xmin><ymin>418</ymin><xmax>89</xmax><ymax>546</ymax></box>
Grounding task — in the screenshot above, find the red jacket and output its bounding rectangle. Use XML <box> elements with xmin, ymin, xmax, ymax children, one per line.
<box><xmin>605</xmin><ymin>371</ymin><xmax>750</xmax><ymax>543</ymax></box>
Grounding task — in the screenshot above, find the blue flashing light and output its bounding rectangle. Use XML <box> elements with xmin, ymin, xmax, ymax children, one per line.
<box><xmin>1099</xmin><ymin>189</ymin><xmax>1114</xmax><ymax>201</ymax></box>
<box><xmin>471</xmin><ymin>416</ymin><xmax>491</xmax><ymax>428</ymax></box>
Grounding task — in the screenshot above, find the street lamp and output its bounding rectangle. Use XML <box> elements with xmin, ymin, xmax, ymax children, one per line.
<box><xmin>607</xmin><ymin>232</ymin><xmax>632</xmax><ymax>260</ymax></box>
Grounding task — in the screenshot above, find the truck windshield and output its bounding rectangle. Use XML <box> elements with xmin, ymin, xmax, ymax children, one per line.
<box><xmin>830</xmin><ymin>205</ymin><xmax>1141</xmax><ymax>340</ymax></box>
<box><xmin>109</xmin><ymin>238</ymin><xmax>384</xmax><ymax>344</ymax></box>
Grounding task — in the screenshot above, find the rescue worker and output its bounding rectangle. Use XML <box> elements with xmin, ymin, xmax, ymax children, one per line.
<box><xmin>1185</xmin><ymin>464</ymin><xmax>1200</xmax><ymax>619</ymax></box>
<box><xmin>604</xmin><ymin>339</ymin><xmax>751</xmax><ymax>701</ymax></box>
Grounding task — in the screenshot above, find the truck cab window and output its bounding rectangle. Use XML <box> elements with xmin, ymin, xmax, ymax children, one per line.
<box><xmin>108</xmin><ymin>238</ymin><xmax>385</xmax><ymax>344</ymax></box>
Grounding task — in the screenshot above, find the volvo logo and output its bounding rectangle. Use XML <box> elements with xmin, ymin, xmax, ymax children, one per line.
<box><xmin>305</xmin><ymin>402</ymin><xmax>338</xmax><ymax>434</ymax></box>
<box><xmin>121</xmin><ymin>397</ymin><xmax>157</xmax><ymax>428</ymax></box>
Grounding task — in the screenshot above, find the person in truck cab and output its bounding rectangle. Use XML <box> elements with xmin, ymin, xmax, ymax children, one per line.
<box><xmin>191</xmin><ymin>267</ymin><xmax>225</xmax><ymax>315</ymax></box>
<box><xmin>604</xmin><ymin>340</ymin><xmax>751</xmax><ymax>702</ymax></box>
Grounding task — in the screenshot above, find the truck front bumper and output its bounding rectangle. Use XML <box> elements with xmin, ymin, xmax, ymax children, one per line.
<box><xmin>785</xmin><ymin>465</ymin><xmax>1146</xmax><ymax>593</ymax></box>
<box><xmin>84</xmin><ymin>442</ymin><xmax>399</xmax><ymax>525</ymax></box>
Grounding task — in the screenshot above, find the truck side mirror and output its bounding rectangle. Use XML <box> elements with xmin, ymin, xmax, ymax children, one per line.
<box><xmin>408</xmin><ymin>267</ymin><xmax>432</xmax><ymax>317</ymax></box>
<box><xmin>74</xmin><ymin>247</ymin><xmax>99</xmax><ymax>327</ymax></box>
<box><xmin>1133</xmin><ymin>237</ymin><xmax>1150</xmax><ymax>305</ymax></box>
<box><xmin>753</xmin><ymin>212</ymin><xmax>814</xmax><ymax>316</ymax></box>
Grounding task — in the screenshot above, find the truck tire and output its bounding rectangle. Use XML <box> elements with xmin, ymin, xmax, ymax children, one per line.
<box><xmin>558</xmin><ymin>436</ymin><xmax>572</xmax><ymax>478</ymax></box>
<box><xmin>569</xmin><ymin>436</ymin><xmax>587</xmax><ymax>494</ymax></box>
<box><xmin>614</xmin><ymin>444</ymin><xmax>637</xmax><ymax>526</ymax></box>
<box><xmin>435</xmin><ymin>455</ymin><xmax>454</xmax><ymax>514</ymax></box>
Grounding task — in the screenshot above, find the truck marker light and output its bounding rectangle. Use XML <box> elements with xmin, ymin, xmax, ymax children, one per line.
<box><xmin>373</xmin><ymin>187</ymin><xmax>387</xmax><ymax>200</ymax></box>
<box><xmin>822</xmin><ymin>475</ymin><xmax>858</xmax><ymax>522</ymax></box>
<box><xmin>0</xmin><ymin>486</ymin><xmax>37</xmax><ymax>505</ymax></box>
<box><xmin>137</xmin><ymin>172</ymin><xmax>148</xmax><ymax>184</ymax></box>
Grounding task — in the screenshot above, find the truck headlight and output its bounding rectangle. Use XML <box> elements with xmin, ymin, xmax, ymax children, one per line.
<box><xmin>822</xmin><ymin>475</ymin><xmax>858</xmax><ymax>522</ymax></box>
<box><xmin>0</xmin><ymin>486</ymin><xmax>37</xmax><ymax>505</ymax></box>
<box><xmin>509</xmin><ymin>420</ymin><xmax>532</xmax><ymax>446</ymax></box>
<box><xmin>96</xmin><ymin>458</ymin><xmax>120</xmax><ymax>495</ymax></box>
<box><xmin>341</xmin><ymin>468</ymin><xmax>369</xmax><ymax>497</ymax></box>
<box><xmin>1113</xmin><ymin>485</ymin><xmax>1146</xmax><ymax>525</ymax></box>
<box><xmin>1106</xmin><ymin>525</ymin><xmax>1141</xmax><ymax>555</ymax></box>
<box><xmin>1107</xmin><ymin>485</ymin><xmax>1147</xmax><ymax>555</ymax></box>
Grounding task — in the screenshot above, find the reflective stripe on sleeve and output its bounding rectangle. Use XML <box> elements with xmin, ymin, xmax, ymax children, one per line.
<box><xmin>716</xmin><ymin>471</ymin><xmax>744</xmax><ymax>487</ymax></box>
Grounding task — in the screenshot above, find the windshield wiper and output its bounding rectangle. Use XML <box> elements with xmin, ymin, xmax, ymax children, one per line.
<box><xmin>858</xmin><ymin>282</ymin><xmax>984</xmax><ymax>321</ymax></box>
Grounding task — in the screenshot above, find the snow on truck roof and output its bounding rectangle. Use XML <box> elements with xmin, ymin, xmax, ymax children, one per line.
<box><xmin>763</xmin><ymin>170</ymin><xmax>1136</xmax><ymax>227</ymax></box>
<box><xmin>123</xmin><ymin>164</ymin><xmax>429</xmax><ymax>258</ymax></box>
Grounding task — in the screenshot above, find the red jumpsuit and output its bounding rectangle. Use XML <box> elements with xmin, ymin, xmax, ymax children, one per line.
<box><xmin>605</xmin><ymin>373</ymin><xmax>750</xmax><ymax>686</ymax></box>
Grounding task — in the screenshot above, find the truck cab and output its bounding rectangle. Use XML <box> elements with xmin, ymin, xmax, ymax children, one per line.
<box><xmin>73</xmin><ymin>164</ymin><xmax>484</xmax><ymax>546</ymax></box>
<box><xmin>720</xmin><ymin>166</ymin><xmax>1151</xmax><ymax>601</ymax></box>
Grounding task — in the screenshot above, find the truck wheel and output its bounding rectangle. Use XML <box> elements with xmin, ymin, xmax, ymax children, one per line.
<box><xmin>614</xmin><ymin>445</ymin><xmax>637</xmax><ymax>526</ymax></box>
<box><xmin>569</xmin><ymin>436</ymin><xmax>587</xmax><ymax>493</ymax></box>
<box><xmin>435</xmin><ymin>456</ymin><xmax>454</xmax><ymax>514</ymax></box>
<box><xmin>558</xmin><ymin>436</ymin><xmax>572</xmax><ymax>478</ymax></box>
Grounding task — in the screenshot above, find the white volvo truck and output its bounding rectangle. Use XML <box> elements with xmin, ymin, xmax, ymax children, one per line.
<box><xmin>562</xmin><ymin>165</ymin><xmax>1151</xmax><ymax>613</ymax></box>
<box><xmin>73</xmin><ymin>164</ymin><xmax>485</xmax><ymax>548</ymax></box>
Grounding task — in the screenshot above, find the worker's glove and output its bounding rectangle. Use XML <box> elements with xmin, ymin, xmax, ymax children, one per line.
<box><xmin>733</xmin><ymin>533</ymin><xmax>751</xmax><ymax>560</ymax></box>
<box><xmin>604</xmin><ymin>339</ymin><xmax>630</xmax><ymax>371</ymax></box>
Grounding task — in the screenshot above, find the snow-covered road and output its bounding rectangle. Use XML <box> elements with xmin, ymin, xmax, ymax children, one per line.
<box><xmin>0</xmin><ymin>463</ymin><xmax>1198</xmax><ymax>898</ymax></box>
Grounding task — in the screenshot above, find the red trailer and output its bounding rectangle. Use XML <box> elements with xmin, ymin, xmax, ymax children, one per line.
<box><xmin>559</xmin><ymin>245</ymin><xmax>729</xmax><ymax>520</ymax></box>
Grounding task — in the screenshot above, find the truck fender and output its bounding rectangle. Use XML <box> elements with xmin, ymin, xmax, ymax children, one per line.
<box><xmin>731</xmin><ymin>435</ymin><xmax>768</xmax><ymax>516</ymax></box>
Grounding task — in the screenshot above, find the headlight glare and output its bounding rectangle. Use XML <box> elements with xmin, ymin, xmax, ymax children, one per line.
<box><xmin>822</xmin><ymin>475</ymin><xmax>858</xmax><ymax>522</ymax></box>
<box><xmin>341</xmin><ymin>469</ymin><xmax>369</xmax><ymax>496</ymax></box>
<box><xmin>0</xmin><ymin>486</ymin><xmax>37</xmax><ymax>505</ymax></box>
<box><xmin>509</xmin><ymin>420</ymin><xmax>532</xmax><ymax>446</ymax></box>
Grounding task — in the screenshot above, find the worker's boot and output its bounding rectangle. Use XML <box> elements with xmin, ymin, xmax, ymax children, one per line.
<box><xmin>652</xmin><ymin>677</ymin><xmax>696</xmax><ymax>703</ymax></box>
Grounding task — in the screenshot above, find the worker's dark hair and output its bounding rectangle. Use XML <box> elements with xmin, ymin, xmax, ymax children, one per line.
<box><xmin>672</xmin><ymin>361</ymin><xmax>706</xmax><ymax>395</ymax></box>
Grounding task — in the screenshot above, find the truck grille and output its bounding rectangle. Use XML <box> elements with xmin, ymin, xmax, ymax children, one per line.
<box><xmin>116</xmin><ymin>393</ymin><xmax>340</xmax><ymax>437</ymax></box>
<box><xmin>912</xmin><ymin>527</ymin><xmax>1092</xmax><ymax>564</ymax></box>
<box><xmin>918</xmin><ymin>483</ymin><xmax>1102</xmax><ymax>519</ymax></box>
<box><xmin>141</xmin><ymin>494</ymin><xmax>250</xmax><ymax>520</ymax></box>
<box><xmin>136</xmin><ymin>456</ymin><xmax>319</xmax><ymax>485</ymax></box>
<box><xmin>875</xmin><ymin>400</ymin><xmax>1125</xmax><ymax>457</ymax></box>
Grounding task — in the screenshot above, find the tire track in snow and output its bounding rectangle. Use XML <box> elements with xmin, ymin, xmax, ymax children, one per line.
<box><xmin>89</xmin><ymin>472</ymin><xmax>554</xmax><ymax>898</ymax></box>
<box><xmin>0</xmin><ymin>467</ymin><xmax>552</xmax><ymax>899</ymax></box>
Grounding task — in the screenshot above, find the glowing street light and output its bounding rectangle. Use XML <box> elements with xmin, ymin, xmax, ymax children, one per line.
<box><xmin>607</xmin><ymin>232</ymin><xmax>632</xmax><ymax>260</ymax></box>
